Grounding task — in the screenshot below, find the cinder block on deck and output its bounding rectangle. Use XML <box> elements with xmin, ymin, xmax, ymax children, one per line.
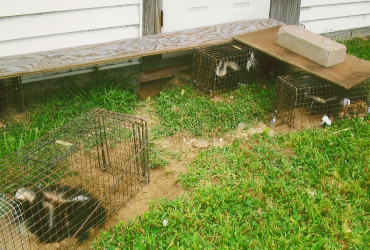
<box><xmin>275</xmin><ymin>25</ymin><xmax>346</xmax><ymax>67</ymax></box>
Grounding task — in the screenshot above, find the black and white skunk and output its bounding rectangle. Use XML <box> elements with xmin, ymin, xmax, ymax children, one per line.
<box><xmin>305</xmin><ymin>93</ymin><xmax>338</xmax><ymax>116</ymax></box>
<box><xmin>13</xmin><ymin>184</ymin><xmax>106</xmax><ymax>243</ymax></box>
<box><xmin>215</xmin><ymin>59</ymin><xmax>240</xmax><ymax>77</ymax></box>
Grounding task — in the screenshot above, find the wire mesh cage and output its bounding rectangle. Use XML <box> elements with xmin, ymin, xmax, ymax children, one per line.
<box><xmin>0</xmin><ymin>77</ymin><xmax>25</xmax><ymax>118</ymax></box>
<box><xmin>0</xmin><ymin>195</ymin><xmax>30</xmax><ymax>250</ymax></box>
<box><xmin>0</xmin><ymin>108</ymin><xmax>149</xmax><ymax>249</ymax></box>
<box><xmin>192</xmin><ymin>41</ymin><xmax>287</xmax><ymax>93</ymax></box>
<box><xmin>275</xmin><ymin>75</ymin><xmax>370</xmax><ymax>128</ymax></box>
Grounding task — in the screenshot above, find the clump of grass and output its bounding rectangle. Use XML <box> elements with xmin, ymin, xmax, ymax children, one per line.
<box><xmin>343</xmin><ymin>37</ymin><xmax>370</xmax><ymax>61</ymax></box>
<box><xmin>151</xmin><ymin>81</ymin><xmax>274</xmax><ymax>138</ymax></box>
<box><xmin>93</xmin><ymin>117</ymin><xmax>370</xmax><ymax>249</ymax></box>
<box><xmin>0</xmin><ymin>76</ymin><xmax>137</xmax><ymax>157</ymax></box>
<box><xmin>148</xmin><ymin>143</ymin><xmax>169</xmax><ymax>169</ymax></box>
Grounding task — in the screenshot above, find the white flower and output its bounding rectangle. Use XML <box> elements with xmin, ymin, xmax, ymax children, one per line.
<box><xmin>162</xmin><ymin>219</ymin><xmax>168</xmax><ymax>227</ymax></box>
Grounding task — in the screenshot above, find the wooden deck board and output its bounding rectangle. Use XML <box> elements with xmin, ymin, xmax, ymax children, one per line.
<box><xmin>234</xmin><ymin>25</ymin><xmax>370</xmax><ymax>89</ymax></box>
<box><xmin>0</xmin><ymin>19</ymin><xmax>282</xmax><ymax>79</ymax></box>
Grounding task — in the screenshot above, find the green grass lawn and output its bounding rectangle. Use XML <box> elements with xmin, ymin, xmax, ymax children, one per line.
<box><xmin>151</xmin><ymin>80</ymin><xmax>274</xmax><ymax>138</ymax></box>
<box><xmin>93</xmin><ymin>118</ymin><xmax>370</xmax><ymax>249</ymax></box>
<box><xmin>1</xmin><ymin>37</ymin><xmax>369</xmax><ymax>249</ymax></box>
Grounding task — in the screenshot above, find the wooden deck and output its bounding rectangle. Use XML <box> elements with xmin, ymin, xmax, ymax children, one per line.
<box><xmin>0</xmin><ymin>18</ymin><xmax>282</xmax><ymax>80</ymax></box>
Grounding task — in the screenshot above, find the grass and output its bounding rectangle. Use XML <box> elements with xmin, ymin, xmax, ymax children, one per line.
<box><xmin>343</xmin><ymin>37</ymin><xmax>370</xmax><ymax>61</ymax></box>
<box><xmin>93</xmin><ymin>118</ymin><xmax>370</xmax><ymax>249</ymax></box>
<box><xmin>151</xmin><ymin>80</ymin><xmax>274</xmax><ymax>138</ymax></box>
<box><xmin>0</xmin><ymin>74</ymin><xmax>137</xmax><ymax>157</ymax></box>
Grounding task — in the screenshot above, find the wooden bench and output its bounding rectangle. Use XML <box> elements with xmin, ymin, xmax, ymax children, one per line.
<box><xmin>0</xmin><ymin>19</ymin><xmax>282</xmax><ymax>80</ymax></box>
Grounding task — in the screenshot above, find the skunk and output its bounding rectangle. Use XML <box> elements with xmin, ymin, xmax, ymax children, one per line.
<box><xmin>305</xmin><ymin>94</ymin><xmax>338</xmax><ymax>116</ymax></box>
<box><xmin>340</xmin><ymin>98</ymin><xmax>350</xmax><ymax>107</ymax></box>
<box><xmin>321</xmin><ymin>115</ymin><xmax>332</xmax><ymax>127</ymax></box>
<box><xmin>246</xmin><ymin>51</ymin><xmax>258</xmax><ymax>71</ymax></box>
<box><xmin>13</xmin><ymin>184</ymin><xmax>106</xmax><ymax>243</ymax></box>
<box><xmin>215</xmin><ymin>60</ymin><xmax>239</xmax><ymax>77</ymax></box>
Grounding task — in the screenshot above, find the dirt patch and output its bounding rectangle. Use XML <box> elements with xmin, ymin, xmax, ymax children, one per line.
<box><xmin>137</xmin><ymin>71</ymin><xmax>191</xmax><ymax>100</ymax></box>
<box><xmin>75</xmin><ymin>145</ymin><xmax>199</xmax><ymax>249</ymax></box>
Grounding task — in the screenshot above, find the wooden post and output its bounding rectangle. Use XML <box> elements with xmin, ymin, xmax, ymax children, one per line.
<box><xmin>270</xmin><ymin>0</ymin><xmax>301</xmax><ymax>25</ymax></box>
<box><xmin>142</xmin><ymin>0</ymin><xmax>162</xmax><ymax>66</ymax></box>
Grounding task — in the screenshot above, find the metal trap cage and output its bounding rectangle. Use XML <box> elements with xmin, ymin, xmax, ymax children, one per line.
<box><xmin>0</xmin><ymin>195</ymin><xmax>30</xmax><ymax>250</ymax></box>
<box><xmin>0</xmin><ymin>77</ymin><xmax>25</xmax><ymax>118</ymax></box>
<box><xmin>275</xmin><ymin>75</ymin><xmax>370</xmax><ymax>128</ymax></box>
<box><xmin>192</xmin><ymin>41</ymin><xmax>287</xmax><ymax>93</ymax></box>
<box><xmin>0</xmin><ymin>109</ymin><xmax>149</xmax><ymax>249</ymax></box>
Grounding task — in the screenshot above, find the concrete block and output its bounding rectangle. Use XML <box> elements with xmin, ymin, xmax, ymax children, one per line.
<box><xmin>275</xmin><ymin>25</ymin><xmax>346</xmax><ymax>67</ymax></box>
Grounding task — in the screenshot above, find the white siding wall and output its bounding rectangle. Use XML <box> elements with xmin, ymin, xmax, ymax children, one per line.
<box><xmin>161</xmin><ymin>0</ymin><xmax>270</xmax><ymax>33</ymax></box>
<box><xmin>300</xmin><ymin>0</ymin><xmax>370</xmax><ymax>34</ymax></box>
<box><xmin>0</xmin><ymin>0</ymin><xmax>142</xmax><ymax>57</ymax></box>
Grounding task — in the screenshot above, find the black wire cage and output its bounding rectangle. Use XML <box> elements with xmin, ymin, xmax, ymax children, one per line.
<box><xmin>192</xmin><ymin>41</ymin><xmax>287</xmax><ymax>93</ymax></box>
<box><xmin>0</xmin><ymin>109</ymin><xmax>149</xmax><ymax>249</ymax></box>
<box><xmin>275</xmin><ymin>75</ymin><xmax>370</xmax><ymax>128</ymax></box>
<box><xmin>0</xmin><ymin>77</ymin><xmax>25</xmax><ymax>120</ymax></box>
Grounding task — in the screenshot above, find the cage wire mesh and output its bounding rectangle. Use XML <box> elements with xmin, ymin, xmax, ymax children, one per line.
<box><xmin>0</xmin><ymin>108</ymin><xmax>149</xmax><ymax>249</ymax></box>
<box><xmin>192</xmin><ymin>41</ymin><xmax>287</xmax><ymax>93</ymax></box>
<box><xmin>0</xmin><ymin>195</ymin><xmax>30</xmax><ymax>250</ymax></box>
<box><xmin>0</xmin><ymin>77</ymin><xmax>25</xmax><ymax>119</ymax></box>
<box><xmin>274</xmin><ymin>75</ymin><xmax>370</xmax><ymax>128</ymax></box>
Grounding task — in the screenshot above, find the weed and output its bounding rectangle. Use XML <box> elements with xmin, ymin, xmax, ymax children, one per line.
<box><xmin>148</xmin><ymin>144</ymin><xmax>169</xmax><ymax>169</ymax></box>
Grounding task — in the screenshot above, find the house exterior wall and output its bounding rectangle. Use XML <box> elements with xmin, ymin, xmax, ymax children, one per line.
<box><xmin>0</xmin><ymin>0</ymin><xmax>142</xmax><ymax>57</ymax></box>
<box><xmin>300</xmin><ymin>0</ymin><xmax>370</xmax><ymax>35</ymax></box>
<box><xmin>161</xmin><ymin>0</ymin><xmax>271</xmax><ymax>33</ymax></box>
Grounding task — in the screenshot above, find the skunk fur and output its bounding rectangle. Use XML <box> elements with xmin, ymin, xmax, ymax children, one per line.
<box><xmin>13</xmin><ymin>184</ymin><xmax>106</xmax><ymax>243</ymax></box>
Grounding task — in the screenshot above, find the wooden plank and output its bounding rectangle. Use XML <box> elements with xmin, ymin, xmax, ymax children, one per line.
<box><xmin>0</xmin><ymin>0</ymin><xmax>140</xmax><ymax>17</ymax></box>
<box><xmin>301</xmin><ymin>14</ymin><xmax>370</xmax><ymax>34</ymax></box>
<box><xmin>300</xmin><ymin>1</ymin><xmax>370</xmax><ymax>22</ymax></box>
<box><xmin>142</xmin><ymin>0</ymin><xmax>156</xmax><ymax>36</ymax></box>
<box><xmin>141</xmin><ymin>54</ymin><xmax>193</xmax><ymax>71</ymax></box>
<box><xmin>0</xmin><ymin>5</ymin><xmax>140</xmax><ymax>41</ymax></box>
<box><xmin>142</xmin><ymin>0</ymin><xmax>162</xmax><ymax>69</ymax></box>
<box><xmin>270</xmin><ymin>0</ymin><xmax>301</xmax><ymax>25</ymax></box>
<box><xmin>139</xmin><ymin>64</ymin><xmax>191</xmax><ymax>83</ymax></box>
<box><xmin>321</xmin><ymin>26</ymin><xmax>370</xmax><ymax>40</ymax></box>
<box><xmin>351</xmin><ymin>26</ymin><xmax>370</xmax><ymax>38</ymax></box>
<box><xmin>0</xmin><ymin>18</ymin><xmax>282</xmax><ymax>79</ymax></box>
<box><xmin>321</xmin><ymin>29</ymin><xmax>353</xmax><ymax>40</ymax></box>
<box><xmin>301</xmin><ymin>0</ymin><xmax>370</xmax><ymax>8</ymax></box>
<box><xmin>233</xmin><ymin>26</ymin><xmax>370</xmax><ymax>89</ymax></box>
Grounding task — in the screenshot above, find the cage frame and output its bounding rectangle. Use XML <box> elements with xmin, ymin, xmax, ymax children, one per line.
<box><xmin>192</xmin><ymin>41</ymin><xmax>287</xmax><ymax>94</ymax></box>
<box><xmin>274</xmin><ymin>74</ymin><xmax>370</xmax><ymax>128</ymax></box>
<box><xmin>0</xmin><ymin>108</ymin><xmax>150</xmax><ymax>249</ymax></box>
<box><xmin>0</xmin><ymin>76</ymin><xmax>25</xmax><ymax>118</ymax></box>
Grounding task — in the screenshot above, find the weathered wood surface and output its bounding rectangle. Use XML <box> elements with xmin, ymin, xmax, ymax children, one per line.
<box><xmin>234</xmin><ymin>26</ymin><xmax>370</xmax><ymax>89</ymax></box>
<box><xmin>270</xmin><ymin>0</ymin><xmax>301</xmax><ymax>25</ymax></box>
<box><xmin>0</xmin><ymin>18</ymin><xmax>282</xmax><ymax>79</ymax></box>
<box><xmin>322</xmin><ymin>26</ymin><xmax>370</xmax><ymax>40</ymax></box>
<box><xmin>142</xmin><ymin>0</ymin><xmax>156</xmax><ymax>36</ymax></box>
